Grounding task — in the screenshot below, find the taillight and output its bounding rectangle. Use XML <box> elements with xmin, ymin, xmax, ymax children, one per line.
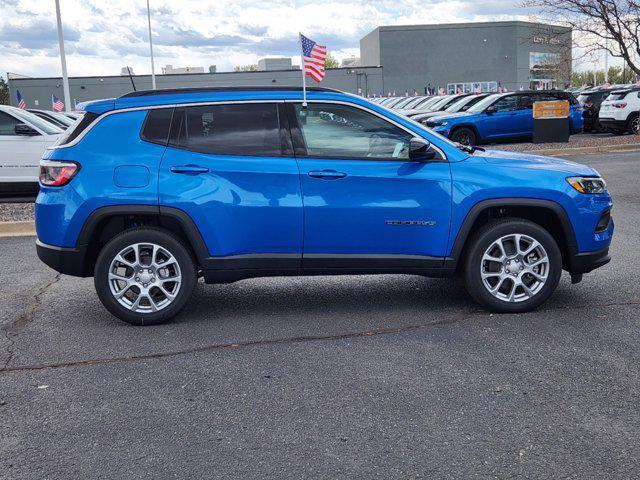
<box><xmin>39</xmin><ymin>160</ymin><xmax>80</xmax><ymax>186</ymax></box>
<box><xmin>613</xmin><ymin>103</ymin><xmax>627</xmax><ymax>108</ymax></box>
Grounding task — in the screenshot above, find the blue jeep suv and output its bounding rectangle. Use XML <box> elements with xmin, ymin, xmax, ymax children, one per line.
<box><xmin>425</xmin><ymin>91</ymin><xmax>584</xmax><ymax>145</ymax></box>
<box><xmin>36</xmin><ymin>87</ymin><xmax>612</xmax><ymax>325</ymax></box>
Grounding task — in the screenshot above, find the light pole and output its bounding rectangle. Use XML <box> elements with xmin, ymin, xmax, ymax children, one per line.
<box><xmin>54</xmin><ymin>0</ymin><xmax>71</xmax><ymax>111</ymax></box>
<box><xmin>147</xmin><ymin>0</ymin><xmax>156</xmax><ymax>90</ymax></box>
<box><xmin>604</xmin><ymin>38</ymin><xmax>609</xmax><ymax>84</ymax></box>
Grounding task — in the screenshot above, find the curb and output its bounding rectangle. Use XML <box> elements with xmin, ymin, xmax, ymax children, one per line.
<box><xmin>0</xmin><ymin>221</ymin><xmax>35</xmax><ymax>238</ymax></box>
<box><xmin>522</xmin><ymin>142</ymin><xmax>640</xmax><ymax>156</ymax></box>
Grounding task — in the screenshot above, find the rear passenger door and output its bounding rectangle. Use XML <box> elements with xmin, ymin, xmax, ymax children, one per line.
<box><xmin>158</xmin><ymin>102</ymin><xmax>303</xmax><ymax>267</ymax></box>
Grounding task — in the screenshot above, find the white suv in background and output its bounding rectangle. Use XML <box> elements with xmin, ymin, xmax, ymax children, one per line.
<box><xmin>0</xmin><ymin>105</ymin><xmax>63</xmax><ymax>196</ymax></box>
<box><xmin>599</xmin><ymin>87</ymin><xmax>640</xmax><ymax>135</ymax></box>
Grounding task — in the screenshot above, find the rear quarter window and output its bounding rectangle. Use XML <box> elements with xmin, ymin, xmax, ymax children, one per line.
<box><xmin>141</xmin><ymin>108</ymin><xmax>173</xmax><ymax>145</ymax></box>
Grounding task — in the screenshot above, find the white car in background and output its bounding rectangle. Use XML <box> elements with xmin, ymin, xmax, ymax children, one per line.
<box><xmin>0</xmin><ymin>105</ymin><xmax>63</xmax><ymax>196</ymax></box>
<box><xmin>598</xmin><ymin>87</ymin><xmax>640</xmax><ymax>135</ymax></box>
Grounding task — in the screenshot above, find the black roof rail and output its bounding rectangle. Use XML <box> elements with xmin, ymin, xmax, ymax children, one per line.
<box><xmin>120</xmin><ymin>85</ymin><xmax>343</xmax><ymax>98</ymax></box>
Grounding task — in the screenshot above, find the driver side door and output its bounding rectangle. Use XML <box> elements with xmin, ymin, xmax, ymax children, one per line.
<box><xmin>287</xmin><ymin>102</ymin><xmax>452</xmax><ymax>269</ymax></box>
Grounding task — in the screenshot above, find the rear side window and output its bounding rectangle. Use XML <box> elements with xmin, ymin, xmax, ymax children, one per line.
<box><xmin>53</xmin><ymin>112</ymin><xmax>98</xmax><ymax>146</ymax></box>
<box><xmin>170</xmin><ymin>103</ymin><xmax>282</xmax><ymax>156</ymax></box>
<box><xmin>608</xmin><ymin>92</ymin><xmax>628</xmax><ymax>101</ymax></box>
<box><xmin>141</xmin><ymin>108</ymin><xmax>173</xmax><ymax>145</ymax></box>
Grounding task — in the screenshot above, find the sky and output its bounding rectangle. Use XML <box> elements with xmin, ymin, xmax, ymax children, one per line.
<box><xmin>0</xmin><ymin>0</ymin><xmax>617</xmax><ymax>80</ymax></box>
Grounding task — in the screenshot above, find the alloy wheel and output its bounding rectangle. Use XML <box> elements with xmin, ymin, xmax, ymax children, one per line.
<box><xmin>480</xmin><ymin>233</ymin><xmax>549</xmax><ymax>303</ymax></box>
<box><xmin>108</xmin><ymin>243</ymin><xmax>182</xmax><ymax>313</ymax></box>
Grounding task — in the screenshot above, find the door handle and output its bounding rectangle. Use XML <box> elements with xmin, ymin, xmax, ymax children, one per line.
<box><xmin>170</xmin><ymin>165</ymin><xmax>209</xmax><ymax>174</ymax></box>
<box><xmin>308</xmin><ymin>170</ymin><xmax>347</xmax><ymax>180</ymax></box>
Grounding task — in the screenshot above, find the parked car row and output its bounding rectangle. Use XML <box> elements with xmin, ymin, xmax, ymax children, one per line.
<box><xmin>374</xmin><ymin>91</ymin><xmax>584</xmax><ymax>145</ymax></box>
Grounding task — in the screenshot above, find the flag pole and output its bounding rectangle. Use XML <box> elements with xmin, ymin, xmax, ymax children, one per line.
<box><xmin>54</xmin><ymin>0</ymin><xmax>71</xmax><ymax>112</ymax></box>
<box><xmin>299</xmin><ymin>33</ymin><xmax>307</xmax><ymax>108</ymax></box>
<box><xmin>147</xmin><ymin>0</ymin><xmax>157</xmax><ymax>90</ymax></box>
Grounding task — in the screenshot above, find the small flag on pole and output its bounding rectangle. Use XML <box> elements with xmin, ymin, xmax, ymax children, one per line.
<box><xmin>52</xmin><ymin>94</ymin><xmax>64</xmax><ymax>112</ymax></box>
<box><xmin>16</xmin><ymin>90</ymin><xmax>26</xmax><ymax>109</ymax></box>
<box><xmin>300</xmin><ymin>34</ymin><xmax>327</xmax><ymax>83</ymax></box>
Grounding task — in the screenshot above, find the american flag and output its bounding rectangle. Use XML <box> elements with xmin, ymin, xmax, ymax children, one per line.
<box><xmin>16</xmin><ymin>90</ymin><xmax>26</xmax><ymax>109</ymax></box>
<box><xmin>300</xmin><ymin>34</ymin><xmax>327</xmax><ymax>83</ymax></box>
<box><xmin>52</xmin><ymin>94</ymin><xmax>64</xmax><ymax>112</ymax></box>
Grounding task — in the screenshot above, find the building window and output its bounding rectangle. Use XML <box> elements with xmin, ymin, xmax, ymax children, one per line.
<box><xmin>529</xmin><ymin>52</ymin><xmax>560</xmax><ymax>80</ymax></box>
<box><xmin>447</xmin><ymin>81</ymin><xmax>497</xmax><ymax>94</ymax></box>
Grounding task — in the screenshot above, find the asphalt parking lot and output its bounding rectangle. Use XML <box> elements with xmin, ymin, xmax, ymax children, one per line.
<box><xmin>1</xmin><ymin>150</ymin><xmax>639</xmax><ymax>479</ymax></box>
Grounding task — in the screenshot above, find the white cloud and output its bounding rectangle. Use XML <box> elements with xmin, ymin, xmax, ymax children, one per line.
<box><xmin>0</xmin><ymin>0</ymin><xmax>618</xmax><ymax>79</ymax></box>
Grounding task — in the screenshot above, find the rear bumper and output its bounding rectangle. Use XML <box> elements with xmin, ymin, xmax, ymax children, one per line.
<box><xmin>599</xmin><ymin>118</ymin><xmax>627</xmax><ymax>130</ymax></box>
<box><xmin>36</xmin><ymin>239</ymin><xmax>90</xmax><ymax>277</ymax></box>
<box><xmin>568</xmin><ymin>247</ymin><xmax>610</xmax><ymax>274</ymax></box>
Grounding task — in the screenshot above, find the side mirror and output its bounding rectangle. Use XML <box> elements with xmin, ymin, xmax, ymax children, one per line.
<box><xmin>409</xmin><ymin>137</ymin><xmax>436</xmax><ymax>161</ymax></box>
<box><xmin>14</xmin><ymin>124</ymin><xmax>39</xmax><ymax>136</ymax></box>
<box><xmin>485</xmin><ymin>106</ymin><xmax>497</xmax><ymax>115</ymax></box>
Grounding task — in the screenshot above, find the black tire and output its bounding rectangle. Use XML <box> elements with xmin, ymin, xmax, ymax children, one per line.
<box><xmin>463</xmin><ymin>218</ymin><xmax>562</xmax><ymax>313</ymax></box>
<box><xmin>450</xmin><ymin>127</ymin><xmax>477</xmax><ymax>146</ymax></box>
<box><xmin>627</xmin><ymin>113</ymin><xmax>639</xmax><ymax>135</ymax></box>
<box><xmin>94</xmin><ymin>227</ymin><xmax>197</xmax><ymax>325</ymax></box>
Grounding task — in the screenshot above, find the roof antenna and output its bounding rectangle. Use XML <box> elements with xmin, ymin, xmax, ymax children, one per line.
<box><xmin>127</xmin><ymin>66</ymin><xmax>137</xmax><ymax>92</ymax></box>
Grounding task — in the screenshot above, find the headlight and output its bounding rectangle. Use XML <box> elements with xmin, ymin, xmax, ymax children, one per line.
<box><xmin>426</xmin><ymin>121</ymin><xmax>447</xmax><ymax>127</ymax></box>
<box><xmin>566</xmin><ymin>176</ymin><xmax>606</xmax><ymax>194</ymax></box>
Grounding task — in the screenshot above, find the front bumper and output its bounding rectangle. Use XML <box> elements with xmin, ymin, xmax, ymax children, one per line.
<box><xmin>568</xmin><ymin>247</ymin><xmax>611</xmax><ymax>274</ymax></box>
<box><xmin>36</xmin><ymin>239</ymin><xmax>90</xmax><ymax>277</ymax></box>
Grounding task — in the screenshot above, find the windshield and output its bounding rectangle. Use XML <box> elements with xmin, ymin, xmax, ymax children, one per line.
<box><xmin>445</xmin><ymin>97</ymin><xmax>474</xmax><ymax>113</ymax></box>
<box><xmin>577</xmin><ymin>94</ymin><xmax>591</xmax><ymax>105</ymax></box>
<box><xmin>410</xmin><ymin>97</ymin><xmax>438</xmax><ymax>110</ymax></box>
<box><xmin>50</xmin><ymin>112</ymin><xmax>75</xmax><ymax>126</ymax></box>
<box><xmin>466</xmin><ymin>94</ymin><xmax>502</xmax><ymax>113</ymax></box>
<box><xmin>399</xmin><ymin>97</ymin><xmax>426</xmax><ymax>110</ymax></box>
<box><xmin>11</xmin><ymin>108</ymin><xmax>63</xmax><ymax>135</ymax></box>
<box><xmin>428</xmin><ymin>96</ymin><xmax>453</xmax><ymax>111</ymax></box>
<box><xmin>392</xmin><ymin>97</ymin><xmax>415</xmax><ymax>109</ymax></box>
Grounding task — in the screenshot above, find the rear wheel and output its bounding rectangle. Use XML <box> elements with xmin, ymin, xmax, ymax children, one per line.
<box><xmin>450</xmin><ymin>127</ymin><xmax>477</xmax><ymax>146</ymax></box>
<box><xmin>94</xmin><ymin>228</ymin><xmax>197</xmax><ymax>325</ymax></box>
<box><xmin>463</xmin><ymin>219</ymin><xmax>562</xmax><ymax>313</ymax></box>
<box><xmin>627</xmin><ymin>114</ymin><xmax>639</xmax><ymax>134</ymax></box>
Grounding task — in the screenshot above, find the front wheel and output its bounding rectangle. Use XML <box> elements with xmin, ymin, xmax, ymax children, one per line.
<box><xmin>94</xmin><ymin>227</ymin><xmax>197</xmax><ymax>325</ymax></box>
<box><xmin>463</xmin><ymin>219</ymin><xmax>562</xmax><ymax>313</ymax></box>
<box><xmin>450</xmin><ymin>127</ymin><xmax>477</xmax><ymax>146</ymax></box>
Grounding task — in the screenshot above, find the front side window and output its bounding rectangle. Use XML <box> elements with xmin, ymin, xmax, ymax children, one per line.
<box><xmin>293</xmin><ymin>103</ymin><xmax>414</xmax><ymax>160</ymax></box>
<box><xmin>171</xmin><ymin>103</ymin><xmax>282</xmax><ymax>156</ymax></box>
<box><xmin>491</xmin><ymin>96</ymin><xmax>519</xmax><ymax>112</ymax></box>
<box><xmin>10</xmin><ymin>108</ymin><xmax>62</xmax><ymax>135</ymax></box>
<box><xmin>0</xmin><ymin>111</ymin><xmax>21</xmax><ymax>136</ymax></box>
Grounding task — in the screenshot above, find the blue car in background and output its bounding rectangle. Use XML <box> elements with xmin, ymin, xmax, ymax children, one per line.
<box><xmin>424</xmin><ymin>91</ymin><xmax>583</xmax><ymax>145</ymax></box>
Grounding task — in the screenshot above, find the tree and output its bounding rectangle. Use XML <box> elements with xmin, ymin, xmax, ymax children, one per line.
<box><xmin>234</xmin><ymin>64</ymin><xmax>258</xmax><ymax>72</ymax></box>
<box><xmin>0</xmin><ymin>76</ymin><xmax>8</xmax><ymax>105</ymax></box>
<box><xmin>571</xmin><ymin>65</ymin><xmax>637</xmax><ymax>86</ymax></box>
<box><xmin>524</xmin><ymin>0</ymin><xmax>640</xmax><ymax>76</ymax></box>
<box><xmin>325</xmin><ymin>53</ymin><xmax>339</xmax><ymax>69</ymax></box>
